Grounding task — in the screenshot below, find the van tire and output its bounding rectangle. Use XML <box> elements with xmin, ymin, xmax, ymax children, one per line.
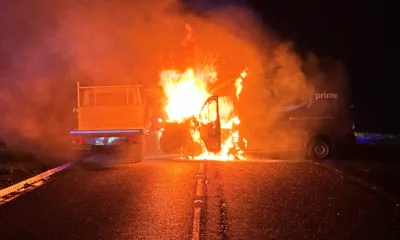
<box><xmin>182</xmin><ymin>141</ymin><xmax>203</xmax><ymax>160</ymax></box>
<box><xmin>306</xmin><ymin>136</ymin><xmax>333</xmax><ymax>160</ymax></box>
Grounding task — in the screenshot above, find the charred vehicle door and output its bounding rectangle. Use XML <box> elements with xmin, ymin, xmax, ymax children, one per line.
<box><xmin>199</xmin><ymin>96</ymin><xmax>221</xmax><ymax>153</ymax></box>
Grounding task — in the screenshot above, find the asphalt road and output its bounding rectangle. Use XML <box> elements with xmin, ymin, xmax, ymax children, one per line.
<box><xmin>0</xmin><ymin>157</ymin><xmax>399</xmax><ymax>239</ymax></box>
<box><xmin>0</xmin><ymin>132</ymin><xmax>399</xmax><ymax>239</ymax></box>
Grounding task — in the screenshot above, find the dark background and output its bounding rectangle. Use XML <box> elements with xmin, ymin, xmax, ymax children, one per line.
<box><xmin>0</xmin><ymin>0</ymin><xmax>392</xmax><ymax>134</ymax></box>
<box><xmin>246</xmin><ymin>1</ymin><xmax>390</xmax><ymax>133</ymax></box>
<box><xmin>186</xmin><ymin>0</ymin><xmax>391</xmax><ymax>133</ymax></box>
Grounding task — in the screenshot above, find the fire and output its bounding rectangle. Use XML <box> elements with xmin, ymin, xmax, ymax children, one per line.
<box><xmin>158</xmin><ymin>23</ymin><xmax>247</xmax><ymax>161</ymax></box>
<box><xmin>235</xmin><ymin>70</ymin><xmax>246</xmax><ymax>100</ymax></box>
<box><xmin>160</xmin><ymin>68</ymin><xmax>215</xmax><ymax>121</ymax></box>
<box><xmin>159</xmin><ymin>66</ymin><xmax>247</xmax><ymax>161</ymax></box>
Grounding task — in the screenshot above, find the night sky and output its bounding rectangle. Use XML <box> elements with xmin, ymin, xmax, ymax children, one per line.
<box><xmin>247</xmin><ymin>1</ymin><xmax>391</xmax><ymax>133</ymax></box>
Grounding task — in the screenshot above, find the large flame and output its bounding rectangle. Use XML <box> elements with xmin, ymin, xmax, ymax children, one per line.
<box><xmin>158</xmin><ymin>23</ymin><xmax>247</xmax><ymax>161</ymax></box>
<box><xmin>159</xmin><ymin>66</ymin><xmax>247</xmax><ymax>161</ymax></box>
<box><xmin>160</xmin><ymin>68</ymin><xmax>215</xmax><ymax>121</ymax></box>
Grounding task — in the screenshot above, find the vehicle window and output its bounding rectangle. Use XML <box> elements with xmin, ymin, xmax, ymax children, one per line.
<box><xmin>83</xmin><ymin>90</ymin><xmax>95</xmax><ymax>106</ymax></box>
<box><xmin>95</xmin><ymin>91</ymin><xmax>127</xmax><ymax>106</ymax></box>
<box><xmin>200</xmin><ymin>104</ymin><xmax>209</xmax><ymax>123</ymax></box>
<box><xmin>80</xmin><ymin>87</ymin><xmax>142</xmax><ymax>107</ymax></box>
<box><xmin>127</xmin><ymin>92</ymin><xmax>136</xmax><ymax>105</ymax></box>
<box><xmin>128</xmin><ymin>88</ymin><xmax>142</xmax><ymax>105</ymax></box>
<box><xmin>209</xmin><ymin>100</ymin><xmax>217</xmax><ymax>122</ymax></box>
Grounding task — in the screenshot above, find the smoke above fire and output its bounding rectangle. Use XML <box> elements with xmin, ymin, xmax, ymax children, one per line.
<box><xmin>0</xmin><ymin>0</ymin><xmax>347</xmax><ymax>160</ymax></box>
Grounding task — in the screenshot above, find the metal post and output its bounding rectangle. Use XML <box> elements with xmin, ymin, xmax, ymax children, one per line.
<box><xmin>76</xmin><ymin>82</ymin><xmax>80</xmax><ymax>108</ymax></box>
<box><xmin>76</xmin><ymin>82</ymin><xmax>80</xmax><ymax>129</ymax></box>
<box><xmin>142</xmin><ymin>87</ymin><xmax>147</xmax><ymax>131</ymax></box>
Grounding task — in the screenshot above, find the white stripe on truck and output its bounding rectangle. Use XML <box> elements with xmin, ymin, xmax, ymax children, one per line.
<box><xmin>70</xmin><ymin>129</ymin><xmax>142</xmax><ymax>134</ymax></box>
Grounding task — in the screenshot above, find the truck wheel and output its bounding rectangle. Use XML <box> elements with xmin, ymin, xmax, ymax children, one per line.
<box><xmin>306</xmin><ymin>136</ymin><xmax>333</xmax><ymax>160</ymax></box>
<box><xmin>134</xmin><ymin>143</ymin><xmax>145</xmax><ymax>162</ymax></box>
<box><xmin>73</xmin><ymin>151</ymin><xmax>85</xmax><ymax>164</ymax></box>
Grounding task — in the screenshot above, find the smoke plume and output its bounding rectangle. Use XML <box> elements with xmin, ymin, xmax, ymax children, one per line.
<box><xmin>0</xmin><ymin>0</ymin><xmax>347</xmax><ymax>160</ymax></box>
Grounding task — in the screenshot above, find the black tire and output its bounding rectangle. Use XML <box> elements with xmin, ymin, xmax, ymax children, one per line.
<box><xmin>134</xmin><ymin>143</ymin><xmax>145</xmax><ymax>162</ymax></box>
<box><xmin>72</xmin><ymin>150</ymin><xmax>85</xmax><ymax>164</ymax></box>
<box><xmin>306</xmin><ymin>136</ymin><xmax>333</xmax><ymax>160</ymax></box>
<box><xmin>182</xmin><ymin>141</ymin><xmax>203</xmax><ymax>160</ymax></box>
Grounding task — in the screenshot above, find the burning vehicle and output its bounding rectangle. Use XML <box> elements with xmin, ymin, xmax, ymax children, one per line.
<box><xmin>155</xmin><ymin>22</ymin><xmax>355</xmax><ymax>161</ymax></box>
<box><xmin>159</xmin><ymin>68</ymin><xmax>249</xmax><ymax>160</ymax></box>
<box><xmin>158</xmin><ymin>62</ymin><xmax>355</xmax><ymax>161</ymax></box>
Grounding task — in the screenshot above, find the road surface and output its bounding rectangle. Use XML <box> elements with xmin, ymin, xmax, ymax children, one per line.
<box><xmin>0</xmin><ymin>156</ymin><xmax>399</xmax><ymax>239</ymax></box>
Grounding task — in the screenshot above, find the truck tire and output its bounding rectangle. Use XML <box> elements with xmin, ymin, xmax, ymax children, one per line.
<box><xmin>73</xmin><ymin>150</ymin><xmax>85</xmax><ymax>164</ymax></box>
<box><xmin>306</xmin><ymin>136</ymin><xmax>334</xmax><ymax>160</ymax></box>
<box><xmin>134</xmin><ymin>143</ymin><xmax>145</xmax><ymax>162</ymax></box>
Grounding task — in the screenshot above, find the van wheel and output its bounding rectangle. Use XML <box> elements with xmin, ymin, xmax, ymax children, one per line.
<box><xmin>182</xmin><ymin>141</ymin><xmax>202</xmax><ymax>160</ymax></box>
<box><xmin>306</xmin><ymin>136</ymin><xmax>333</xmax><ymax>160</ymax></box>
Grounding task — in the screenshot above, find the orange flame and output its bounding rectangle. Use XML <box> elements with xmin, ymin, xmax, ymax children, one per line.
<box><xmin>159</xmin><ymin>66</ymin><xmax>247</xmax><ymax>161</ymax></box>
<box><xmin>159</xmin><ymin>23</ymin><xmax>246</xmax><ymax>161</ymax></box>
<box><xmin>160</xmin><ymin>68</ymin><xmax>215</xmax><ymax>121</ymax></box>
